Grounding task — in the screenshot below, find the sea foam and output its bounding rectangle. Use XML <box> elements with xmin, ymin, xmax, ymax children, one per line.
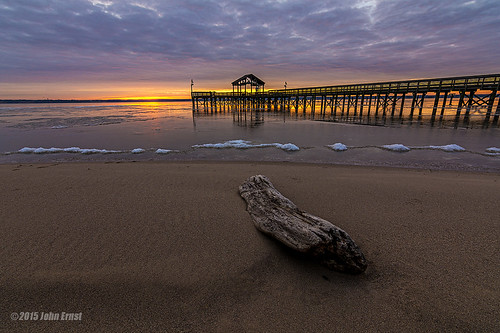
<box><xmin>327</xmin><ymin>143</ymin><xmax>348</xmax><ymax>151</ymax></box>
<box><xmin>486</xmin><ymin>147</ymin><xmax>500</xmax><ymax>153</ymax></box>
<box><xmin>155</xmin><ymin>149</ymin><xmax>173</xmax><ymax>154</ymax></box>
<box><xmin>414</xmin><ymin>144</ymin><xmax>466</xmax><ymax>152</ymax></box>
<box><xmin>192</xmin><ymin>140</ymin><xmax>299</xmax><ymax>151</ymax></box>
<box><xmin>18</xmin><ymin>147</ymin><xmax>122</xmax><ymax>154</ymax></box>
<box><xmin>15</xmin><ymin>146</ymin><xmax>180</xmax><ymax>155</ymax></box>
<box><xmin>19</xmin><ymin>147</ymin><xmax>63</xmax><ymax>154</ymax></box>
<box><xmin>382</xmin><ymin>144</ymin><xmax>411</xmax><ymax>152</ymax></box>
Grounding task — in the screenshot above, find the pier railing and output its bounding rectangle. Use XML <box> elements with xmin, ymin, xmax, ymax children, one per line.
<box><xmin>269</xmin><ymin>74</ymin><xmax>500</xmax><ymax>95</ymax></box>
<box><xmin>192</xmin><ymin>73</ymin><xmax>500</xmax><ymax>128</ymax></box>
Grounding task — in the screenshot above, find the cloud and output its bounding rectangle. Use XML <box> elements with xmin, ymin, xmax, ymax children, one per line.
<box><xmin>0</xmin><ymin>0</ymin><xmax>499</xmax><ymax>93</ymax></box>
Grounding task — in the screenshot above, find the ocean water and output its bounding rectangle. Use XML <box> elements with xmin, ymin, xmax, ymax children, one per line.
<box><xmin>0</xmin><ymin>101</ymin><xmax>498</xmax><ymax>171</ymax></box>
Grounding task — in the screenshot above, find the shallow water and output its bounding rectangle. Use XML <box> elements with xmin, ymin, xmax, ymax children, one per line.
<box><xmin>0</xmin><ymin>101</ymin><xmax>498</xmax><ymax>171</ymax></box>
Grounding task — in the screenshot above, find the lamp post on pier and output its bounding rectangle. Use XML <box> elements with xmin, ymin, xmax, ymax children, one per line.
<box><xmin>191</xmin><ymin>79</ymin><xmax>195</xmax><ymax>110</ymax></box>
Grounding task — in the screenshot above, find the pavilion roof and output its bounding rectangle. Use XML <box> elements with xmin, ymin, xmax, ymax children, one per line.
<box><xmin>231</xmin><ymin>74</ymin><xmax>265</xmax><ymax>86</ymax></box>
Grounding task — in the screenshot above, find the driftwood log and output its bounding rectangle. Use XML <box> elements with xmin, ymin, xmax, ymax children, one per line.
<box><xmin>239</xmin><ymin>175</ymin><xmax>367</xmax><ymax>274</ymax></box>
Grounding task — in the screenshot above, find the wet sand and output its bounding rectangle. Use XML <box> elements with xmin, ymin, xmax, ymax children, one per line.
<box><xmin>0</xmin><ymin>161</ymin><xmax>499</xmax><ymax>332</ymax></box>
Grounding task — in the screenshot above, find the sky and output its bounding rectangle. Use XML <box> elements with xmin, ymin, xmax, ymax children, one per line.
<box><xmin>0</xmin><ymin>0</ymin><xmax>499</xmax><ymax>99</ymax></box>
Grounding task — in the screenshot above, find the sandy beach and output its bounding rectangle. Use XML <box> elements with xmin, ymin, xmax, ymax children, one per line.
<box><xmin>0</xmin><ymin>161</ymin><xmax>499</xmax><ymax>332</ymax></box>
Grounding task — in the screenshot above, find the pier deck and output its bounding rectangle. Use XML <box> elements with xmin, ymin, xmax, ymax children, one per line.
<box><xmin>192</xmin><ymin>73</ymin><xmax>500</xmax><ymax>128</ymax></box>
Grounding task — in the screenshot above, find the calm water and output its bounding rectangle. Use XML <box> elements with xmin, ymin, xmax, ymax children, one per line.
<box><xmin>0</xmin><ymin>101</ymin><xmax>498</xmax><ymax>171</ymax></box>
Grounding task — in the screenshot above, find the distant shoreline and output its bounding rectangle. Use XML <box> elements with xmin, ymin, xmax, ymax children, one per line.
<box><xmin>0</xmin><ymin>98</ymin><xmax>191</xmax><ymax>104</ymax></box>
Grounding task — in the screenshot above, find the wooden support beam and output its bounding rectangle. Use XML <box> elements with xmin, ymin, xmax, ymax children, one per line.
<box><xmin>367</xmin><ymin>94</ymin><xmax>373</xmax><ymax>121</ymax></box>
<box><xmin>454</xmin><ymin>90</ymin><xmax>466</xmax><ymax>128</ymax></box>
<box><xmin>409</xmin><ymin>92</ymin><xmax>417</xmax><ymax>121</ymax></box>
<box><xmin>400</xmin><ymin>93</ymin><xmax>406</xmax><ymax>119</ymax></box>
<box><xmin>390</xmin><ymin>93</ymin><xmax>397</xmax><ymax>121</ymax></box>
<box><xmin>417</xmin><ymin>92</ymin><xmax>426</xmax><ymax>122</ymax></box>
<box><xmin>493</xmin><ymin>95</ymin><xmax>500</xmax><ymax>126</ymax></box>
<box><xmin>353</xmin><ymin>94</ymin><xmax>359</xmax><ymax>119</ymax></box>
<box><xmin>482</xmin><ymin>90</ymin><xmax>497</xmax><ymax>127</ymax></box>
<box><xmin>359</xmin><ymin>94</ymin><xmax>365</xmax><ymax>121</ymax></box>
<box><xmin>382</xmin><ymin>93</ymin><xmax>389</xmax><ymax>121</ymax></box>
<box><xmin>320</xmin><ymin>95</ymin><xmax>325</xmax><ymax>115</ymax></box>
<box><xmin>333</xmin><ymin>95</ymin><xmax>338</xmax><ymax>118</ymax></box>
<box><xmin>439</xmin><ymin>91</ymin><xmax>448</xmax><ymax>123</ymax></box>
<box><xmin>430</xmin><ymin>92</ymin><xmax>440</xmax><ymax>125</ymax></box>
<box><xmin>374</xmin><ymin>93</ymin><xmax>381</xmax><ymax>119</ymax></box>
<box><xmin>463</xmin><ymin>91</ymin><xmax>475</xmax><ymax>126</ymax></box>
<box><xmin>341</xmin><ymin>95</ymin><xmax>346</xmax><ymax>118</ymax></box>
<box><xmin>346</xmin><ymin>94</ymin><xmax>351</xmax><ymax>119</ymax></box>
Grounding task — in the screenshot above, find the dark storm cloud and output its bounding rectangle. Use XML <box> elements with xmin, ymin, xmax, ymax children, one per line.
<box><xmin>0</xmin><ymin>0</ymin><xmax>499</xmax><ymax>83</ymax></box>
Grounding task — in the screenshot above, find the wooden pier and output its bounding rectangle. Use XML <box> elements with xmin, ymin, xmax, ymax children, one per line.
<box><xmin>192</xmin><ymin>73</ymin><xmax>500</xmax><ymax>128</ymax></box>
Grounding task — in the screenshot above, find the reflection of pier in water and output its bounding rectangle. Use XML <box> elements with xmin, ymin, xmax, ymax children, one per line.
<box><xmin>192</xmin><ymin>73</ymin><xmax>500</xmax><ymax>128</ymax></box>
<box><xmin>192</xmin><ymin>104</ymin><xmax>266</xmax><ymax>127</ymax></box>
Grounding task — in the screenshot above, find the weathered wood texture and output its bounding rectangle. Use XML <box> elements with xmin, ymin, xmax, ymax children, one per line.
<box><xmin>239</xmin><ymin>175</ymin><xmax>367</xmax><ymax>274</ymax></box>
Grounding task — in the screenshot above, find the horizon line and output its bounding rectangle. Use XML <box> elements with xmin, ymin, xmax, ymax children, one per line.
<box><xmin>0</xmin><ymin>98</ymin><xmax>192</xmax><ymax>104</ymax></box>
